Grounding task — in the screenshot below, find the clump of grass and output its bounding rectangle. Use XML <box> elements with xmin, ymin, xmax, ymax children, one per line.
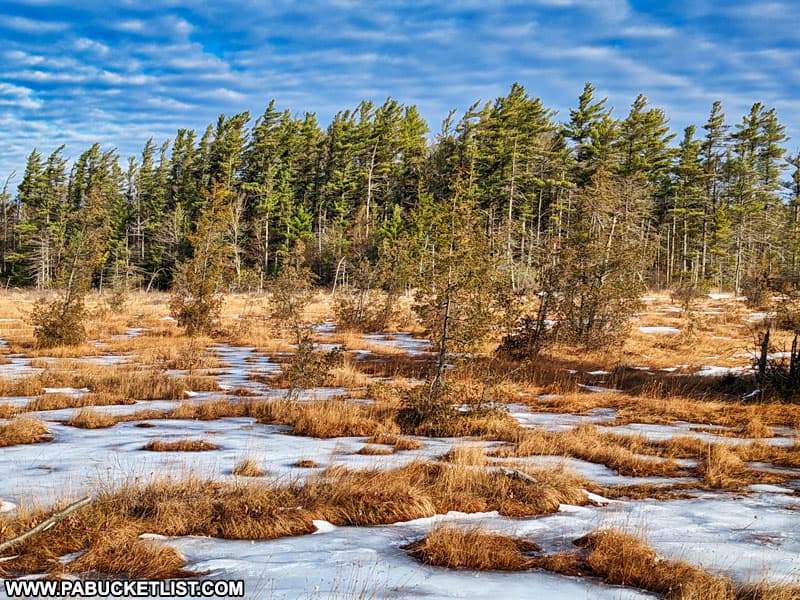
<box><xmin>572</xmin><ymin>529</ymin><xmax>734</xmax><ymax>600</ymax></box>
<box><xmin>742</xmin><ymin>417</ymin><xmax>774</xmax><ymax>439</ymax></box>
<box><xmin>404</xmin><ymin>526</ymin><xmax>540</xmax><ymax>570</ymax></box>
<box><xmin>355</xmin><ymin>444</ymin><xmax>394</xmax><ymax>456</ymax></box>
<box><xmin>0</xmin><ymin>459</ymin><xmax>589</xmax><ymax>579</ymax></box>
<box><xmin>142</xmin><ymin>439</ymin><xmax>221</xmax><ymax>452</ymax></box>
<box><xmin>0</xmin><ymin>404</ymin><xmax>19</xmax><ymax>418</ymax></box>
<box><xmin>67</xmin><ymin>408</ymin><xmax>118</xmax><ymax>429</ymax></box>
<box><xmin>325</xmin><ymin>360</ymin><xmax>371</xmax><ymax>388</ymax></box>
<box><xmin>27</xmin><ymin>392</ymin><xmax>134</xmax><ymax>412</ymax></box>
<box><xmin>365</xmin><ymin>433</ymin><xmax>422</xmax><ymax>451</ymax></box>
<box><xmin>698</xmin><ymin>444</ymin><xmax>750</xmax><ymax>489</ymax></box>
<box><xmin>407</xmin><ymin>527</ymin><xmax>798</xmax><ymax>600</ymax></box>
<box><xmin>443</xmin><ymin>444</ymin><xmax>488</xmax><ymax>466</ymax></box>
<box><xmin>259</xmin><ymin>399</ymin><xmax>400</xmax><ymax>439</ymax></box>
<box><xmin>496</xmin><ymin>424</ymin><xmax>682</xmax><ymax>478</ymax></box>
<box><xmin>0</xmin><ymin>417</ymin><xmax>52</xmax><ymax>446</ymax></box>
<box><xmin>64</xmin><ymin>526</ymin><xmax>194</xmax><ymax>579</ymax></box>
<box><xmin>397</xmin><ymin>385</ymin><xmax>521</xmax><ymax>440</ymax></box>
<box><xmin>232</xmin><ymin>458</ymin><xmax>266</xmax><ymax>477</ymax></box>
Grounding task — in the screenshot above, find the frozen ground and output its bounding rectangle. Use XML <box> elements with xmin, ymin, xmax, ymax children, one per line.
<box><xmin>1</xmin><ymin>321</ymin><xmax>799</xmax><ymax>598</ymax></box>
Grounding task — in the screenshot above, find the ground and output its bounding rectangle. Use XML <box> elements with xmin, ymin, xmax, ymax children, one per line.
<box><xmin>0</xmin><ymin>289</ymin><xmax>797</xmax><ymax>599</ymax></box>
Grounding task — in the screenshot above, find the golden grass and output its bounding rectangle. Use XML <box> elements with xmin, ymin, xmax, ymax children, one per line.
<box><xmin>495</xmin><ymin>424</ymin><xmax>683</xmax><ymax>478</ymax></box>
<box><xmin>0</xmin><ymin>460</ymin><xmax>589</xmax><ymax>578</ymax></box>
<box><xmin>112</xmin><ymin>335</ymin><xmax>221</xmax><ymax>371</ymax></box>
<box><xmin>63</xmin><ymin>526</ymin><xmax>193</xmax><ymax>579</ymax></box>
<box><xmin>232</xmin><ymin>458</ymin><xmax>266</xmax><ymax>477</ymax></box>
<box><xmin>355</xmin><ymin>444</ymin><xmax>394</xmax><ymax>456</ymax></box>
<box><xmin>67</xmin><ymin>408</ymin><xmax>118</xmax><ymax>429</ymax></box>
<box><xmin>325</xmin><ymin>361</ymin><xmax>371</xmax><ymax>388</ymax></box>
<box><xmin>570</xmin><ymin>529</ymin><xmax>734</xmax><ymax>600</ymax></box>
<box><xmin>259</xmin><ymin>399</ymin><xmax>400</xmax><ymax>439</ymax></box>
<box><xmin>0</xmin><ymin>364</ymin><xmax>219</xmax><ymax>402</ymax></box>
<box><xmin>364</xmin><ymin>433</ymin><xmax>422</xmax><ymax>451</ymax></box>
<box><xmin>26</xmin><ymin>391</ymin><xmax>134</xmax><ymax>412</ymax></box>
<box><xmin>404</xmin><ymin>526</ymin><xmax>540</xmax><ymax>570</ymax></box>
<box><xmin>142</xmin><ymin>439</ymin><xmax>221</xmax><ymax>452</ymax></box>
<box><xmin>443</xmin><ymin>445</ymin><xmax>488</xmax><ymax>466</ymax></box>
<box><xmin>406</xmin><ymin>526</ymin><xmax>800</xmax><ymax>599</ymax></box>
<box><xmin>0</xmin><ymin>404</ymin><xmax>19</xmax><ymax>418</ymax></box>
<box><xmin>0</xmin><ymin>417</ymin><xmax>52</xmax><ymax>446</ymax></box>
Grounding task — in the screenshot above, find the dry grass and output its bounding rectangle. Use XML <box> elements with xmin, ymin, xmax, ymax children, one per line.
<box><xmin>495</xmin><ymin>424</ymin><xmax>684</xmax><ymax>478</ymax></box>
<box><xmin>568</xmin><ymin>529</ymin><xmax>734</xmax><ymax>600</ymax></box>
<box><xmin>404</xmin><ymin>526</ymin><xmax>540</xmax><ymax>570</ymax></box>
<box><xmin>67</xmin><ymin>408</ymin><xmax>118</xmax><ymax>429</ymax></box>
<box><xmin>697</xmin><ymin>444</ymin><xmax>756</xmax><ymax>489</ymax></box>
<box><xmin>406</xmin><ymin>526</ymin><xmax>799</xmax><ymax>600</ymax></box>
<box><xmin>0</xmin><ymin>365</ymin><xmax>219</xmax><ymax>403</ymax></box>
<box><xmin>232</xmin><ymin>458</ymin><xmax>266</xmax><ymax>477</ymax></box>
<box><xmin>122</xmin><ymin>337</ymin><xmax>221</xmax><ymax>371</ymax></box>
<box><xmin>443</xmin><ymin>445</ymin><xmax>488</xmax><ymax>466</ymax></box>
<box><xmin>0</xmin><ymin>404</ymin><xmax>19</xmax><ymax>418</ymax></box>
<box><xmin>0</xmin><ymin>459</ymin><xmax>590</xmax><ymax>578</ymax></box>
<box><xmin>142</xmin><ymin>439</ymin><xmax>221</xmax><ymax>452</ymax></box>
<box><xmin>355</xmin><ymin>444</ymin><xmax>394</xmax><ymax>456</ymax></box>
<box><xmin>0</xmin><ymin>417</ymin><xmax>52</xmax><ymax>446</ymax></box>
<box><xmin>325</xmin><ymin>362</ymin><xmax>371</xmax><ymax>388</ymax></box>
<box><xmin>364</xmin><ymin>433</ymin><xmax>422</xmax><ymax>451</ymax></box>
<box><xmin>63</xmin><ymin>526</ymin><xmax>193</xmax><ymax>579</ymax></box>
<box><xmin>26</xmin><ymin>391</ymin><xmax>134</xmax><ymax>412</ymax></box>
<box><xmin>258</xmin><ymin>399</ymin><xmax>400</xmax><ymax>439</ymax></box>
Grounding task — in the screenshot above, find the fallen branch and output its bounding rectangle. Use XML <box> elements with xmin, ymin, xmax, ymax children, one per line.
<box><xmin>0</xmin><ymin>496</ymin><xmax>92</xmax><ymax>554</ymax></box>
<box><xmin>497</xmin><ymin>467</ymin><xmax>538</xmax><ymax>484</ymax></box>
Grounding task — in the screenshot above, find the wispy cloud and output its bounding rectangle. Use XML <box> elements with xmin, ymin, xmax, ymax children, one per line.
<box><xmin>0</xmin><ymin>0</ymin><xmax>796</xmax><ymax>176</ymax></box>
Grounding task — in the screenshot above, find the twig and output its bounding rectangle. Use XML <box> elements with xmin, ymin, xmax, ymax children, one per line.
<box><xmin>0</xmin><ymin>496</ymin><xmax>92</xmax><ymax>554</ymax></box>
<box><xmin>497</xmin><ymin>467</ymin><xmax>538</xmax><ymax>484</ymax></box>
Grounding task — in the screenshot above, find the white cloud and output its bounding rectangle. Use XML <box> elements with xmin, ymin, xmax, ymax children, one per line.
<box><xmin>3</xmin><ymin>16</ymin><xmax>69</xmax><ymax>33</ymax></box>
<box><xmin>0</xmin><ymin>83</ymin><xmax>42</xmax><ymax>110</ymax></box>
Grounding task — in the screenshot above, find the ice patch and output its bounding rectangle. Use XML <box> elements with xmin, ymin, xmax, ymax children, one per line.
<box><xmin>312</xmin><ymin>520</ymin><xmax>337</xmax><ymax>534</ymax></box>
<box><xmin>638</xmin><ymin>326</ymin><xmax>680</xmax><ymax>334</ymax></box>
<box><xmin>694</xmin><ymin>365</ymin><xmax>749</xmax><ymax>377</ymax></box>
<box><xmin>43</xmin><ymin>387</ymin><xmax>89</xmax><ymax>396</ymax></box>
<box><xmin>577</xmin><ymin>383</ymin><xmax>623</xmax><ymax>393</ymax></box>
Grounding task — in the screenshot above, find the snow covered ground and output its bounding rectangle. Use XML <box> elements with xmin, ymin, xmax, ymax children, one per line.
<box><xmin>1</xmin><ymin>324</ymin><xmax>799</xmax><ymax>599</ymax></box>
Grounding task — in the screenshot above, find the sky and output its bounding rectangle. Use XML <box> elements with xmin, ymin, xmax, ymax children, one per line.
<box><xmin>1</xmin><ymin>0</ymin><xmax>799</xmax><ymax>183</ymax></box>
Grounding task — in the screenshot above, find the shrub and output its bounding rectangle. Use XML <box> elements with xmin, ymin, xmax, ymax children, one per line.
<box><xmin>30</xmin><ymin>296</ymin><xmax>88</xmax><ymax>348</ymax></box>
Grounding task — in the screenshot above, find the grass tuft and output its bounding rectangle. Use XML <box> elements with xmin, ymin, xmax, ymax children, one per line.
<box><xmin>404</xmin><ymin>526</ymin><xmax>540</xmax><ymax>570</ymax></box>
<box><xmin>142</xmin><ymin>439</ymin><xmax>221</xmax><ymax>452</ymax></box>
<box><xmin>232</xmin><ymin>458</ymin><xmax>266</xmax><ymax>477</ymax></box>
<box><xmin>0</xmin><ymin>417</ymin><xmax>52</xmax><ymax>446</ymax></box>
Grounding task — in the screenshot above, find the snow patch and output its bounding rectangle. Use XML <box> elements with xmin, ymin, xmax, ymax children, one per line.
<box><xmin>312</xmin><ymin>520</ymin><xmax>337</xmax><ymax>534</ymax></box>
<box><xmin>638</xmin><ymin>326</ymin><xmax>680</xmax><ymax>334</ymax></box>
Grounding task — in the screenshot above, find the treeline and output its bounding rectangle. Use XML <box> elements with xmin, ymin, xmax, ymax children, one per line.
<box><xmin>1</xmin><ymin>82</ymin><xmax>799</xmax><ymax>295</ymax></box>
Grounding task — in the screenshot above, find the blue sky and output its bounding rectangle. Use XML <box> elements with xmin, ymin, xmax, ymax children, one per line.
<box><xmin>1</xmin><ymin>0</ymin><xmax>799</xmax><ymax>180</ymax></box>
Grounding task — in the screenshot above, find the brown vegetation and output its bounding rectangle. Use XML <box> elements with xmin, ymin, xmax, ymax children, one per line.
<box><xmin>404</xmin><ymin>526</ymin><xmax>540</xmax><ymax>570</ymax></box>
<box><xmin>232</xmin><ymin>458</ymin><xmax>266</xmax><ymax>477</ymax></box>
<box><xmin>406</xmin><ymin>526</ymin><xmax>800</xmax><ymax>599</ymax></box>
<box><xmin>67</xmin><ymin>408</ymin><xmax>118</xmax><ymax>429</ymax></box>
<box><xmin>0</xmin><ymin>460</ymin><xmax>588</xmax><ymax>578</ymax></box>
<box><xmin>0</xmin><ymin>417</ymin><xmax>52</xmax><ymax>447</ymax></box>
<box><xmin>142</xmin><ymin>439</ymin><xmax>221</xmax><ymax>452</ymax></box>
